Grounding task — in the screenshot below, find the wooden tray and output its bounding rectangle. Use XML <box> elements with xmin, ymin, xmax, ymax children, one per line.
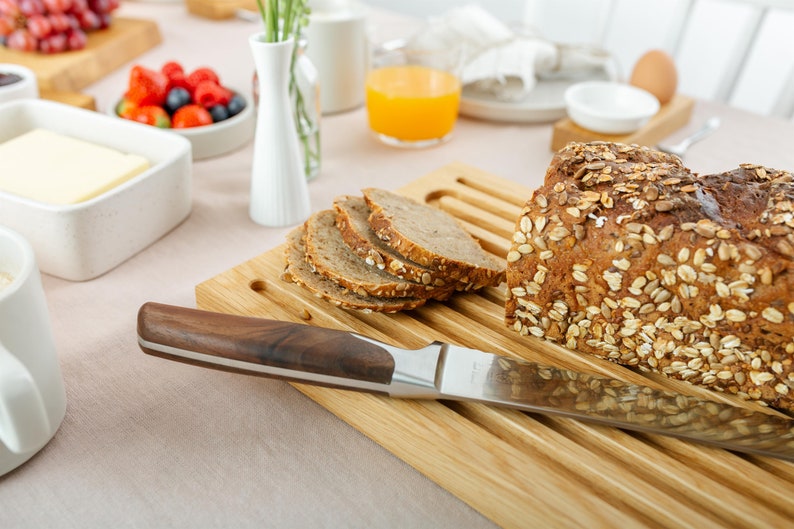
<box><xmin>195</xmin><ymin>162</ymin><xmax>794</xmax><ymax>528</ymax></box>
<box><xmin>0</xmin><ymin>17</ymin><xmax>161</xmax><ymax>92</ymax></box>
<box><xmin>551</xmin><ymin>94</ymin><xmax>694</xmax><ymax>151</ymax></box>
<box><xmin>185</xmin><ymin>0</ymin><xmax>257</xmax><ymax>19</ymax></box>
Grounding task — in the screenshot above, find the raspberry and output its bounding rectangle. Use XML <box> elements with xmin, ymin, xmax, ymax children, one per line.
<box><xmin>186</xmin><ymin>67</ymin><xmax>220</xmax><ymax>94</ymax></box>
<box><xmin>161</xmin><ymin>60</ymin><xmax>191</xmax><ymax>92</ymax></box>
<box><xmin>127</xmin><ymin>105</ymin><xmax>171</xmax><ymax>128</ymax></box>
<box><xmin>161</xmin><ymin>61</ymin><xmax>184</xmax><ymax>78</ymax></box>
<box><xmin>172</xmin><ymin>104</ymin><xmax>213</xmax><ymax>128</ymax></box>
<box><xmin>193</xmin><ymin>80</ymin><xmax>231</xmax><ymax>108</ymax></box>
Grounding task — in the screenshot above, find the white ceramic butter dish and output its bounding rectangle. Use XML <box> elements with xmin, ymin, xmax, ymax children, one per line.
<box><xmin>0</xmin><ymin>99</ymin><xmax>192</xmax><ymax>281</ymax></box>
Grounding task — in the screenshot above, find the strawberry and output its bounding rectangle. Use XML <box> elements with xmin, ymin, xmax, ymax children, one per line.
<box><xmin>115</xmin><ymin>97</ymin><xmax>139</xmax><ymax>119</ymax></box>
<box><xmin>193</xmin><ymin>80</ymin><xmax>232</xmax><ymax>108</ymax></box>
<box><xmin>127</xmin><ymin>105</ymin><xmax>171</xmax><ymax>128</ymax></box>
<box><xmin>186</xmin><ymin>67</ymin><xmax>220</xmax><ymax>95</ymax></box>
<box><xmin>126</xmin><ymin>65</ymin><xmax>168</xmax><ymax>107</ymax></box>
<box><xmin>172</xmin><ymin>104</ymin><xmax>213</xmax><ymax>128</ymax></box>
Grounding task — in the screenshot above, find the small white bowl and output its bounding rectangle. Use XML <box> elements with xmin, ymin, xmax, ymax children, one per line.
<box><xmin>0</xmin><ymin>99</ymin><xmax>192</xmax><ymax>281</ymax></box>
<box><xmin>110</xmin><ymin>90</ymin><xmax>255</xmax><ymax>161</ymax></box>
<box><xmin>564</xmin><ymin>81</ymin><xmax>660</xmax><ymax>134</ymax></box>
<box><xmin>0</xmin><ymin>64</ymin><xmax>39</xmax><ymax>104</ymax></box>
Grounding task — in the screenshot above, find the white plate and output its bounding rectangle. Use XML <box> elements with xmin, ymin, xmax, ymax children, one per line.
<box><xmin>0</xmin><ymin>99</ymin><xmax>192</xmax><ymax>281</ymax></box>
<box><xmin>459</xmin><ymin>72</ymin><xmax>612</xmax><ymax>124</ymax></box>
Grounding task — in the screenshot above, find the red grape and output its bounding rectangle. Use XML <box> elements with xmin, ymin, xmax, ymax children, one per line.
<box><xmin>1</xmin><ymin>0</ymin><xmax>119</xmax><ymax>54</ymax></box>
<box><xmin>0</xmin><ymin>0</ymin><xmax>21</xmax><ymax>17</ymax></box>
<box><xmin>47</xmin><ymin>12</ymin><xmax>69</xmax><ymax>32</ymax></box>
<box><xmin>18</xmin><ymin>0</ymin><xmax>44</xmax><ymax>16</ymax></box>
<box><xmin>76</xmin><ymin>8</ymin><xmax>98</xmax><ymax>30</ymax></box>
<box><xmin>67</xmin><ymin>0</ymin><xmax>85</xmax><ymax>13</ymax></box>
<box><xmin>0</xmin><ymin>14</ymin><xmax>15</xmax><ymax>35</ymax></box>
<box><xmin>6</xmin><ymin>28</ymin><xmax>37</xmax><ymax>51</ymax></box>
<box><xmin>42</xmin><ymin>0</ymin><xmax>71</xmax><ymax>13</ymax></box>
<box><xmin>38</xmin><ymin>30</ymin><xmax>65</xmax><ymax>52</ymax></box>
<box><xmin>64</xmin><ymin>26</ymin><xmax>84</xmax><ymax>49</ymax></box>
<box><xmin>26</xmin><ymin>13</ymin><xmax>51</xmax><ymax>38</ymax></box>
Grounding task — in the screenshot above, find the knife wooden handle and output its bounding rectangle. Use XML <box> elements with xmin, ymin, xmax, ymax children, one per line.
<box><xmin>137</xmin><ymin>302</ymin><xmax>395</xmax><ymax>388</ymax></box>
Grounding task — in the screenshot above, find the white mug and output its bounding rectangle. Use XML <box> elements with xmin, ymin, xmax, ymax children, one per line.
<box><xmin>0</xmin><ymin>224</ymin><xmax>66</xmax><ymax>477</ymax></box>
<box><xmin>305</xmin><ymin>4</ymin><xmax>368</xmax><ymax>114</ymax></box>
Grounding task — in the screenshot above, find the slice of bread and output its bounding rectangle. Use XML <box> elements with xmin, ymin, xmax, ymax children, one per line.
<box><xmin>363</xmin><ymin>188</ymin><xmax>505</xmax><ymax>288</ymax></box>
<box><xmin>305</xmin><ymin>209</ymin><xmax>451</xmax><ymax>299</ymax></box>
<box><xmin>283</xmin><ymin>225</ymin><xmax>426</xmax><ymax>313</ymax></box>
<box><xmin>334</xmin><ymin>195</ymin><xmax>453</xmax><ymax>288</ymax></box>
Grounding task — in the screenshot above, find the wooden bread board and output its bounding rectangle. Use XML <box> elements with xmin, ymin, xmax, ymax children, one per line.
<box><xmin>195</xmin><ymin>162</ymin><xmax>794</xmax><ymax>529</ymax></box>
<box><xmin>185</xmin><ymin>0</ymin><xmax>258</xmax><ymax>19</ymax></box>
<box><xmin>551</xmin><ymin>94</ymin><xmax>695</xmax><ymax>151</ymax></box>
<box><xmin>0</xmin><ymin>17</ymin><xmax>161</xmax><ymax>93</ymax></box>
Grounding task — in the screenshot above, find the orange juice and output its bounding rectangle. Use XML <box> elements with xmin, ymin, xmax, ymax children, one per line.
<box><xmin>365</xmin><ymin>65</ymin><xmax>461</xmax><ymax>143</ymax></box>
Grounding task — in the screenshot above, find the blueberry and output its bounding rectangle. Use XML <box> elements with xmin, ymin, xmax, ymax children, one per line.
<box><xmin>164</xmin><ymin>87</ymin><xmax>192</xmax><ymax>115</ymax></box>
<box><xmin>226</xmin><ymin>93</ymin><xmax>246</xmax><ymax>117</ymax></box>
<box><xmin>208</xmin><ymin>104</ymin><xmax>230</xmax><ymax>123</ymax></box>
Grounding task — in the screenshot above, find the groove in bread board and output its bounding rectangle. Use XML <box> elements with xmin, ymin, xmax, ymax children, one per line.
<box><xmin>195</xmin><ymin>162</ymin><xmax>794</xmax><ymax>529</ymax></box>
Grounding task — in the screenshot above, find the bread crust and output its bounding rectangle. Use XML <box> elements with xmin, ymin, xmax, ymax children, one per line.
<box><xmin>363</xmin><ymin>188</ymin><xmax>505</xmax><ymax>288</ymax></box>
<box><xmin>334</xmin><ymin>195</ymin><xmax>454</xmax><ymax>289</ymax></box>
<box><xmin>304</xmin><ymin>209</ymin><xmax>449</xmax><ymax>300</ymax></box>
<box><xmin>283</xmin><ymin>225</ymin><xmax>426</xmax><ymax>313</ymax></box>
<box><xmin>506</xmin><ymin>141</ymin><xmax>794</xmax><ymax>411</ymax></box>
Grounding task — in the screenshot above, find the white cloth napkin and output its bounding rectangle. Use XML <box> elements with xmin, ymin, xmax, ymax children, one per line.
<box><xmin>406</xmin><ymin>4</ymin><xmax>614</xmax><ymax>102</ymax></box>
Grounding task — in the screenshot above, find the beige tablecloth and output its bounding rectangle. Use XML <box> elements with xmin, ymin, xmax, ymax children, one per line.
<box><xmin>3</xmin><ymin>3</ymin><xmax>794</xmax><ymax>528</ymax></box>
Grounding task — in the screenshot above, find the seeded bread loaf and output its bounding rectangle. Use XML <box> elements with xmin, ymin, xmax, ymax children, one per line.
<box><xmin>363</xmin><ymin>188</ymin><xmax>505</xmax><ymax>289</ymax></box>
<box><xmin>283</xmin><ymin>225</ymin><xmax>426</xmax><ymax>313</ymax></box>
<box><xmin>506</xmin><ymin>141</ymin><xmax>794</xmax><ymax>411</ymax></box>
<box><xmin>334</xmin><ymin>195</ymin><xmax>455</xmax><ymax>289</ymax></box>
<box><xmin>305</xmin><ymin>209</ymin><xmax>452</xmax><ymax>300</ymax></box>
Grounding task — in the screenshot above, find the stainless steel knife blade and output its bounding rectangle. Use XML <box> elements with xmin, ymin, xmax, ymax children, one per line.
<box><xmin>137</xmin><ymin>302</ymin><xmax>794</xmax><ymax>461</ymax></box>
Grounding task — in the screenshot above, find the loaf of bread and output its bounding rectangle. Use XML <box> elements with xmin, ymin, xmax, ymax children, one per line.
<box><xmin>284</xmin><ymin>188</ymin><xmax>505</xmax><ymax>313</ymax></box>
<box><xmin>505</xmin><ymin>141</ymin><xmax>794</xmax><ymax>411</ymax></box>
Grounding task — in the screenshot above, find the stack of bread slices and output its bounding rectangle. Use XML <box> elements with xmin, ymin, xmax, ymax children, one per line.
<box><xmin>283</xmin><ymin>188</ymin><xmax>506</xmax><ymax>312</ymax></box>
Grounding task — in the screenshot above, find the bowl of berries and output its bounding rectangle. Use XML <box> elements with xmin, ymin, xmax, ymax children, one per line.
<box><xmin>112</xmin><ymin>61</ymin><xmax>254</xmax><ymax>160</ymax></box>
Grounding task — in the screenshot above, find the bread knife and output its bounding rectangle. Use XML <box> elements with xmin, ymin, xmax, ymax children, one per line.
<box><xmin>137</xmin><ymin>302</ymin><xmax>794</xmax><ymax>462</ymax></box>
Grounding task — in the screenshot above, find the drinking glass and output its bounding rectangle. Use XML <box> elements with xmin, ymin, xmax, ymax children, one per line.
<box><xmin>365</xmin><ymin>41</ymin><xmax>462</xmax><ymax>148</ymax></box>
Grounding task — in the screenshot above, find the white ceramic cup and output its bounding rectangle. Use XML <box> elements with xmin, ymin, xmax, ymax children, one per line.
<box><xmin>305</xmin><ymin>6</ymin><xmax>368</xmax><ymax>114</ymax></box>
<box><xmin>0</xmin><ymin>64</ymin><xmax>39</xmax><ymax>104</ymax></box>
<box><xmin>0</xmin><ymin>225</ymin><xmax>66</xmax><ymax>477</ymax></box>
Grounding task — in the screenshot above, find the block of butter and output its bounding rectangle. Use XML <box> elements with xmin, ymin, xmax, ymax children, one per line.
<box><xmin>0</xmin><ymin>128</ymin><xmax>151</xmax><ymax>205</ymax></box>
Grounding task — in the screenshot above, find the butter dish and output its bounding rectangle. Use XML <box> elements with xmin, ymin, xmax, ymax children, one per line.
<box><xmin>0</xmin><ymin>99</ymin><xmax>192</xmax><ymax>281</ymax></box>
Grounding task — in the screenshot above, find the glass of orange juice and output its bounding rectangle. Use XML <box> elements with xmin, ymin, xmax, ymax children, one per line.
<box><xmin>365</xmin><ymin>41</ymin><xmax>462</xmax><ymax>148</ymax></box>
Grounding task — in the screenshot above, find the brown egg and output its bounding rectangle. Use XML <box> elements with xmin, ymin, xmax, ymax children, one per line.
<box><xmin>629</xmin><ymin>49</ymin><xmax>678</xmax><ymax>105</ymax></box>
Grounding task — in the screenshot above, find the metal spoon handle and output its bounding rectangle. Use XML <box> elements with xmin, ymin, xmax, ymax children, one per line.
<box><xmin>665</xmin><ymin>117</ymin><xmax>721</xmax><ymax>155</ymax></box>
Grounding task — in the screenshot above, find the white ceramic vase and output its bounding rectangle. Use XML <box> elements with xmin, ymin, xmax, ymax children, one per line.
<box><xmin>248</xmin><ymin>34</ymin><xmax>311</xmax><ymax>227</ymax></box>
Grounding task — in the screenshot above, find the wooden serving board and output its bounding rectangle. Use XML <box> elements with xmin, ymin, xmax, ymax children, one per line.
<box><xmin>195</xmin><ymin>162</ymin><xmax>794</xmax><ymax>529</ymax></box>
<box><xmin>185</xmin><ymin>0</ymin><xmax>258</xmax><ymax>19</ymax></box>
<box><xmin>551</xmin><ymin>94</ymin><xmax>695</xmax><ymax>151</ymax></box>
<box><xmin>0</xmin><ymin>17</ymin><xmax>161</xmax><ymax>92</ymax></box>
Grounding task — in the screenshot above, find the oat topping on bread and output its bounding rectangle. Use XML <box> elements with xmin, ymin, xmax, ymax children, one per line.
<box><xmin>506</xmin><ymin>141</ymin><xmax>794</xmax><ymax>411</ymax></box>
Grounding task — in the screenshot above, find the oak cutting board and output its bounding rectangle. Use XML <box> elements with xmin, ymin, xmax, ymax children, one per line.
<box><xmin>195</xmin><ymin>162</ymin><xmax>794</xmax><ymax>529</ymax></box>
